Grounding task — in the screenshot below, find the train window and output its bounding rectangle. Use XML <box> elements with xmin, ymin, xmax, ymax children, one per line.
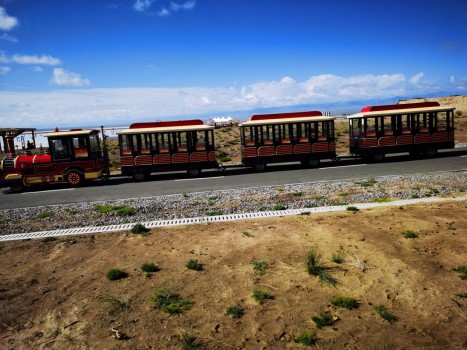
<box><xmin>196</xmin><ymin>130</ymin><xmax>206</xmax><ymax>150</ymax></box>
<box><xmin>437</xmin><ymin>111</ymin><xmax>447</xmax><ymax>131</ymax></box>
<box><xmin>261</xmin><ymin>125</ymin><xmax>274</xmax><ymax>145</ymax></box>
<box><xmin>89</xmin><ymin>134</ymin><xmax>100</xmax><ymax>153</ymax></box>
<box><xmin>119</xmin><ymin>135</ymin><xmax>131</xmax><ymax>155</ymax></box>
<box><xmin>243</xmin><ymin>126</ymin><xmax>254</xmax><ymax>146</ymax></box>
<box><xmin>400</xmin><ymin>114</ymin><xmax>412</xmax><ymax>134</ymax></box>
<box><xmin>141</xmin><ymin>134</ymin><xmax>152</xmax><ymax>154</ymax></box>
<box><xmin>298</xmin><ymin>123</ymin><xmax>309</xmax><ymax>142</ymax></box>
<box><xmin>156</xmin><ymin>133</ymin><xmax>170</xmax><ymax>153</ymax></box>
<box><xmin>365</xmin><ymin>118</ymin><xmax>377</xmax><ymax>137</ymax></box>
<box><xmin>71</xmin><ymin>137</ymin><xmax>89</xmax><ymax>158</ymax></box>
<box><xmin>418</xmin><ymin>113</ymin><xmax>429</xmax><ymax>132</ymax></box>
<box><xmin>51</xmin><ymin>138</ymin><xmax>70</xmax><ymax>160</ymax></box>
<box><xmin>382</xmin><ymin>116</ymin><xmax>395</xmax><ymax>136</ymax></box>
<box><xmin>351</xmin><ymin>118</ymin><xmax>361</xmax><ymax>138</ymax></box>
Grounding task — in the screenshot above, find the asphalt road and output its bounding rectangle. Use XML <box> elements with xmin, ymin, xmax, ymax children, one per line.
<box><xmin>1</xmin><ymin>149</ymin><xmax>466</xmax><ymax>210</ymax></box>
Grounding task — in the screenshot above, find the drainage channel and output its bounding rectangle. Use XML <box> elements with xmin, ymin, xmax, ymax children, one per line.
<box><xmin>1</xmin><ymin>195</ymin><xmax>466</xmax><ymax>243</ymax></box>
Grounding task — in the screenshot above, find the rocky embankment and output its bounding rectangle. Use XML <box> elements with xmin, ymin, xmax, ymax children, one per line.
<box><xmin>1</xmin><ymin>171</ymin><xmax>466</xmax><ymax>235</ymax></box>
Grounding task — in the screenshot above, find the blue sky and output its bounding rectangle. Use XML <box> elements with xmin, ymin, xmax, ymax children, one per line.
<box><xmin>0</xmin><ymin>0</ymin><xmax>466</xmax><ymax>128</ymax></box>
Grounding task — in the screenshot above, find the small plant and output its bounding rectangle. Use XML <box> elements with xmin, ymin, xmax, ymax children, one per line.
<box><xmin>226</xmin><ymin>305</ymin><xmax>244</xmax><ymax>318</ymax></box>
<box><xmin>206</xmin><ymin>210</ymin><xmax>223</xmax><ymax>216</ymax></box>
<box><xmin>272</xmin><ymin>204</ymin><xmax>286</xmax><ymax>210</ymax></box>
<box><xmin>355</xmin><ymin>178</ymin><xmax>377</xmax><ymax>187</ymax></box>
<box><xmin>40</xmin><ymin>236</ymin><xmax>58</xmax><ymax>243</ymax></box>
<box><xmin>114</xmin><ymin>205</ymin><xmax>136</xmax><ymax>216</ymax></box>
<box><xmin>330</xmin><ymin>252</ymin><xmax>344</xmax><ymax>264</ymax></box>
<box><xmin>220</xmin><ymin>156</ymin><xmax>232</xmax><ymax>162</ymax></box>
<box><xmin>150</xmin><ymin>285</ymin><xmax>193</xmax><ymax>315</ymax></box>
<box><xmin>38</xmin><ymin>211</ymin><xmax>54</xmax><ymax>219</ymax></box>
<box><xmin>180</xmin><ymin>332</ymin><xmax>199</xmax><ymax>350</ymax></box>
<box><xmin>186</xmin><ymin>259</ymin><xmax>203</xmax><ymax>271</ymax></box>
<box><xmin>141</xmin><ymin>262</ymin><xmax>159</xmax><ymax>273</ymax></box>
<box><xmin>372</xmin><ymin>197</ymin><xmax>390</xmax><ymax>203</ymax></box>
<box><xmin>455</xmin><ymin>293</ymin><xmax>467</xmax><ymax>298</ymax></box>
<box><xmin>403</xmin><ymin>230</ymin><xmax>418</xmax><ymax>239</ymax></box>
<box><xmin>242</xmin><ymin>231</ymin><xmax>254</xmax><ymax>237</ymax></box>
<box><xmin>293</xmin><ymin>330</ymin><xmax>316</xmax><ymax>346</ymax></box>
<box><xmin>338</xmin><ymin>192</ymin><xmax>349</xmax><ymax>197</ymax></box>
<box><xmin>305</xmin><ymin>248</ymin><xmax>337</xmax><ymax>287</ymax></box>
<box><xmin>106</xmin><ymin>268</ymin><xmax>128</xmax><ymax>281</ymax></box>
<box><xmin>131</xmin><ymin>223</ymin><xmax>149</xmax><ymax>235</ymax></box>
<box><xmin>105</xmin><ymin>296</ymin><xmax>129</xmax><ymax>315</ymax></box>
<box><xmin>311</xmin><ymin>312</ymin><xmax>335</xmax><ymax>328</ymax></box>
<box><xmin>251</xmin><ymin>289</ymin><xmax>274</xmax><ymax>304</ymax></box>
<box><xmin>424</xmin><ymin>187</ymin><xmax>439</xmax><ymax>197</ymax></box>
<box><xmin>374</xmin><ymin>305</ymin><xmax>398</xmax><ymax>323</ymax></box>
<box><xmin>346</xmin><ymin>206</ymin><xmax>359</xmax><ymax>212</ymax></box>
<box><xmin>452</xmin><ymin>266</ymin><xmax>467</xmax><ymax>280</ymax></box>
<box><xmin>293</xmin><ymin>191</ymin><xmax>303</xmax><ymax>197</ymax></box>
<box><xmin>330</xmin><ymin>296</ymin><xmax>358</xmax><ymax>310</ymax></box>
<box><xmin>252</xmin><ymin>259</ymin><xmax>269</xmax><ymax>275</ymax></box>
<box><xmin>93</xmin><ymin>204</ymin><xmax>114</xmax><ymax>213</ymax></box>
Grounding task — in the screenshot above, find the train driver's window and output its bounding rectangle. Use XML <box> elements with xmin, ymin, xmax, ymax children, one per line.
<box><xmin>51</xmin><ymin>139</ymin><xmax>70</xmax><ymax>160</ymax></box>
<box><xmin>71</xmin><ymin>137</ymin><xmax>89</xmax><ymax>158</ymax></box>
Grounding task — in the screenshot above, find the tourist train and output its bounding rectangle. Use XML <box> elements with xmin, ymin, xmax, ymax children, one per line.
<box><xmin>0</xmin><ymin>101</ymin><xmax>456</xmax><ymax>192</ymax></box>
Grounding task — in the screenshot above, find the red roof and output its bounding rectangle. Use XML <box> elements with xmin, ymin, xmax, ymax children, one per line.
<box><xmin>361</xmin><ymin>101</ymin><xmax>440</xmax><ymax>113</ymax></box>
<box><xmin>250</xmin><ymin>111</ymin><xmax>322</xmax><ymax>121</ymax></box>
<box><xmin>129</xmin><ymin>119</ymin><xmax>204</xmax><ymax>129</ymax></box>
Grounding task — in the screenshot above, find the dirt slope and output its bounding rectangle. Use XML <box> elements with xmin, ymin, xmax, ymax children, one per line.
<box><xmin>1</xmin><ymin>199</ymin><xmax>466</xmax><ymax>349</ymax></box>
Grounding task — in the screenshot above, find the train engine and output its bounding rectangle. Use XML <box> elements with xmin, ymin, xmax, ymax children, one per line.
<box><xmin>0</xmin><ymin>129</ymin><xmax>107</xmax><ymax>192</ymax></box>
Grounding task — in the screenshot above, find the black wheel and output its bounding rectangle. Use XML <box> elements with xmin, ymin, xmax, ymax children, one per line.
<box><xmin>187</xmin><ymin>168</ymin><xmax>201</xmax><ymax>177</ymax></box>
<box><xmin>133</xmin><ymin>170</ymin><xmax>149</xmax><ymax>182</ymax></box>
<box><xmin>424</xmin><ymin>149</ymin><xmax>437</xmax><ymax>158</ymax></box>
<box><xmin>10</xmin><ymin>184</ymin><xmax>24</xmax><ymax>193</ymax></box>
<box><xmin>372</xmin><ymin>153</ymin><xmax>385</xmax><ymax>162</ymax></box>
<box><xmin>300</xmin><ymin>158</ymin><xmax>319</xmax><ymax>168</ymax></box>
<box><xmin>66</xmin><ymin>170</ymin><xmax>83</xmax><ymax>187</ymax></box>
<box><xmin>253</xmin><ymin>162</ymin><xmax>266</xmax><ymax>172</ymax></box>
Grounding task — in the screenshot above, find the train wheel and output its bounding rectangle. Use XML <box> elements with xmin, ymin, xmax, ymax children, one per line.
<box><xmin>424</xmin><ymin>149</ymin><xmax>437</xmax><ymax>158</ymax></box>
<box><xmin>133</xmin><ymin>171</ymin><xmax>149</xmax><ymax>182</ymax></box>
<box><xmin>187</xmin><ymin>168</ymin><xmax>201</xmax><ymax>177</ymax></box>
<box><xmin>10</xmin><ymin>184</ymin><xmax>24</xmax><ymax>193</ymax></box>
<box><xmin>372</xmin><ymin>153</ymin><xmax>385</xmax><ymax>162</ymax></box>
<box><xmin>253</xmin><ymin>162</ymin><xmax>266</xmax><ymax>172</ymax></box>
<box><xmin>66</xmin><ymin>170</ymin><xmax>83</xmax><ymax>187</ymax></box>
<box><xmin>301</xmin><ymin>159</ymin><xmax>319</xmax><ymax>168</ymax></box>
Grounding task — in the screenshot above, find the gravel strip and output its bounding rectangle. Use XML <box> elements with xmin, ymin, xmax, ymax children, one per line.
<box><xmin>1</xmin><ymin>170</ymin><xmax>466</xmax><ymax>235</ymax></box>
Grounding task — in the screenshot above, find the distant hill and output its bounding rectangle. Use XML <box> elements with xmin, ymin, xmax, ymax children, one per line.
<box><xmin>398</xmin><ymin>95</ymin><xmax>466</xmax><ymax>115</ymax></box>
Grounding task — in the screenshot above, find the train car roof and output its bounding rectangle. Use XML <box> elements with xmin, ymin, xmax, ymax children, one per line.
<box><xmin>240</xmin><ymin>115</ymin><xmax>334</xmax><ymax>127</ymax></box>
<box><xmin>43</xmin><ymin>129</ymin><xmax>99</xmax><ymax>138</ymax></box>
<box><xmin>347</xmin><ymin>104</ymin><xmax>455</xmax><ymax>119</ymax></box>
<box><xmin>117</xmin><ymin>124</ymin><xmax>214</xmax><ymax>135</ymax></box>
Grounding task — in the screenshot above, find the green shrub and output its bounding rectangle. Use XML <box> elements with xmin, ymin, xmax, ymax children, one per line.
<box><xmin>220</xmin><ymin>156</ymin><xmax>232</xmax><ymax>162</ymax></box>
<box><xmin>131</xmin><ymin>223</ymin><xmax>149</xmax><ymax>235</ymax></box>
<box><xmin>293</xmin><ymin>330</ymin><xmax>316</xmax><ymax>346</ymax></box>
<box><xmin>330</xmin><ymin>252</ymin><xmax>344</xmax><ymax>264</ymax></box>
<box><xmin>141</xmin><ymin>263</ymin><xmax>159</xmax><ymax>273</ymax></box>
<box><xmin>305</xmin><ymin>248</ymin><xmax>337</xmax><ymax>287</ymax></box>
<box><xmin>38</xmin><ymin>211</ymin><xmax>54</xmax><ymax>219</ymax></box>
<box><xmin>272</xmin><ymin>204</ymin><xmax>286</xmax><ymax>211</ymax></box>
<box><xmin>374</xmin><ymin>305</ymin><xmax>398</xmax><ymax>323</ymax></box>
<box><xmin>226</xmin><ymin>305</ymin><xmax>244</xmax><ymax>318</ymax></box>
<box><xmin>452</xmin><ymin>266</ymin><xmax>467</xmax><ymax>280</ymax></box>
<box><xmin>105</xmin><ymin>295</ymin><xmax>129</xmax><ymax>315</ymax></box>
<box><xmin>40</xmin><ymin>236</ymin><xmax>58</xmax><ymax>243</ymax></box>
<box><xmin>206</xmin><ymin>210</ymin><xmax>223</xmax><ymax>216</ymax></box>
<box><xmin>114</xmin><ymin>205</ymin><xmax>136</xmax><ymax>216</ymax></box>
<box><xmin>106</xmin><ymin>268</ymin><xmax>128</xmax><ymax>281</ymax></box>
<box><xmin>403</xmin><ymin>230</ymin><xmax>418</xmax><ymax>239</ymax></box>
<box><xmin>251</xmin><ymin>289</ymin><xmax>274</xmax><ymax>304</ymax></box>
<box><xmin>293</xmin><ymin>192</ymin><xmax>303</xmax><ymax>197</ymax></box>
<box><xmin>93</xmin><ymin>204</ymin><xmax>114</xmax><ymax>213</ymax></box>
<box><xmin>311</xmin><ymin>312</ymin><xmax>335</xmax><ymax>328</ymax></box>
<box><xmin>346</xmin><ymin>206</ymin><xmax>359</xmax><ymax>212</ymax></box>
<box><xmin>180</xmin><ymin>332</ymin><xmax>199</xmax><ymax>350</ymax></box>
<box><xmin>330</xmin><ymin>296</ymin><xmax>358</xmax><ymax>310</ymax></box>
<box><xmin>186</xmin><ymin>259</ymin><xmax>203</xmax><ymax>271</ymax></box>
<box><xmin>252</xmin><ymin>260</ymin><xmax>269</xmax><ymax>275</ymax></box>
<box><xmin>150</xmin><ymin>285</ymin><xmax>192</xmax><ymax>315</ymax></box>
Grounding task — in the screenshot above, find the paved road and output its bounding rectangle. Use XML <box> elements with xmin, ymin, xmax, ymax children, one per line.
<box><xmin>1</xmin><ymin>149</ymin><xmax>466</xmax><ymax>210</ymax></box>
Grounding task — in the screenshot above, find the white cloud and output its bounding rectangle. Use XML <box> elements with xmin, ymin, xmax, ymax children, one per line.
<box><xmin>11</xmin><ymin>54</ymin><xmax>61</xmax><ymax>65</ymax></box>
<box><xmin>31</xmin><ymin>66</ymin><xmax>43</xmax><ymax>73</ymax></box>
<box><xmin>133</xmin><ymin>0</ymin><xmax>155</xmax><ymax>12</ymax></box>
<box><xmin>171</xmin><ymin>1</ymin><xmax>196</xmax><ymax>11</ymax></box>
<box><xmin>0</xmin><ymin>66</ymin><xmax>11</xmax><ymax>75</ymax></box>
<box><xmin>0</xmin><ymin>33</ymin><xmax>18</xmax><ymax>42</ymax></box>
<box><xmin>0</xmin><ymin>6</ymin><xmax>18</xmax><ymax>31</ymax></box>
<box><xmin>50</xmin><ymin>68</ymin><xmax>91</xmax><ymax>87</ymax></box>
<box><xmin>158</xmin><ymin>7</ymin><xmax>170</xmax><ymax>17</ymax></box>
<box><xmin>0</xmin><ymin>73</ymin><xmax>450</xmax><ymax>128</ymax></box>
<box><xmin>409</xmin><ymin>72</ymin><xmax>424</xmax><ymax>85</ymax></box>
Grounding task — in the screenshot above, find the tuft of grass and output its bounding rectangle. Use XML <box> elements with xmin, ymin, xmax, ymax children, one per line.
<box><xmin>252</xmin><ymin>259</ymin><xmax>269</xmax><ymax>275</ymax></box>
<box><xmin>220</xmin><ymin>156</ymin><xmax>232</xmax><ymax>162</ymax></box>
<box><xmin>106</xmin><ymin>268</ymin><xmax>128</xmax><ymax>281</ymax></box>
<box><xmin>455</xmin><ymin>293</ymin><xmax>467</xmax><ymax>298</ymax></box>
<box><xmin>330</xmin><ymin>252</ymin><xmax>344</xmax><ymax>264</ymax></box>
<box><xmin>38</xmin><ymin>211</ymin><xmax>54</xmax><ymax>219</ymax></box>
<box><xmin>374</xmin><ymin>305</ymin><xmax>398</xmax><ymax>323</ymax></box>
<box><xmin>242</xmin><ymin>231</ymin><xmax>254</xmax><ymax>237</ymax></box>
<box><xmin>186</xmin><ymin>259</ymin><xmax>203</xmax><ymax>271</ymax></box>
<box><xmin>372</xmin><ymin>197</ymin><xmax>390</xmax><ymax>203</ymax></box>
<box><xmin>150</xmin><ymin>285</ymin><xmax>192</xmax><ymax>315</ymax></box>
<box><xmin>40</xmin><ymin>236</ymin><xmax>58</xmax><ymax>243</ymax></box>
<box><xmin>452</xmin><ymin>266</ymin><xmax>467</xmax><ymax>280</ymax></box>
<box><xmin>141</xmin><ymin>262</ymin><xmax>159</xmax><ymax>273</ymax></box>
<box><xmin>424</xmin><ymin>187</ymin><xmax>439</xmax><ymax>197</ymax></box>
<box><xmin>305</xmin><ymin>248</ymin><xmax>337</xmax><ymax>287</ymax></box>
<box><xmin>131</xmin><ymin>223</ymin><xmax>149</xmax><ymax>235</ymax></box>
<box><xmin>403</xmin><ymin>230</ymin><xmax>418</xmax><ymax>239</ymax></box>
<box><xmin>251</xmin><ymin>289</ymin><xmax>274</xmax><ymax>304</ymax></box>
<box><xmin>330</xmin><ymin>296</ymin><xmax>358</xmax><ymax>310</ymax></box>
<box><xmin>93</xmin><ymin>204</ymin><xmax>136</xmax><ymax>216</ymax></box>
<box><xmin>346</xmin><ymin>206</ymin><xmax>359</xmax><ymax>212</ymax></box>
<box><xmin>93</xmin><ymin>204</ymin><xmax>114</xmax><ymax>213</ymax></box>
<box><xmin>105</xmin><ymin>296</ymin><xmax>129</xmax><ymax>315</ymax></box>
<box><xmin>226</xmin><ymin>305</ymin><xmax>244</xmax><ymax>318</ymax></box>
<box><xmin>293</xmin><ymin>191</ymin><xmax>303</xmax><ymax>197</ymax></box>
<box><xmin>272</xmin><ymin>204</ymin><xmax>286</xmax><ymax>211</ymax></box>
<box><xmin>180</xmin><ymin>332</ymin><xmax>199</xmax><ymax>350</ymax></box>
<box><xmin>293</xmin><ymin>330</ymin><xmax>316</xmax><ymax>346</ymax></box>
<box><xmin>338</xmin><ymin>192</ymin><xmax>349</xmax><ymax>197</ymax></box>
<box><xmin>206</xmin><ymin>210</ymin><xmax>223</xmax><ymax>216</ymax></box>
<box><xmin>355</xmin><ymin>178</ymin><xmax>377</xmax><ymax>187</ymax></box>
<box><xmin>311</xmin><ymin>312</ymin><xmax>335</xmax><ymax>328</ymax></box>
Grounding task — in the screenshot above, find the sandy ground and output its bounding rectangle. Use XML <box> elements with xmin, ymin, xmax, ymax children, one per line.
<box><xmin>1</xmin><ymin>198</ymin><xmax>466</xmax><ymax>350</ymax></box>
